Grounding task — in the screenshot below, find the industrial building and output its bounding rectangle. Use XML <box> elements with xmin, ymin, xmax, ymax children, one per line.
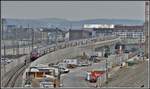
<box><xmin>66</xmin><ymin>29</ymin><xmax>92</xmax><ymax>41</ymax></box>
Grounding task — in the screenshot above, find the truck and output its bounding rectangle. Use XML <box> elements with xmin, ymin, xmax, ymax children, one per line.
<box><xmin>89</xmin><ymin>70</ymin><xmax>105</xmax><ymax>83</ymax></box>
<box><xmin>63</xmin><ymin>59</ymin><xmax>78</xmax><ymax>68</ymax></box>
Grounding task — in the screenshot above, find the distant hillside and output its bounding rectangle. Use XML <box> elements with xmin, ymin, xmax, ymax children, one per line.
<box><xmin>4</xmin><ymin>18</ymin><xmax>144</xmax><ymax>30</ymax></box>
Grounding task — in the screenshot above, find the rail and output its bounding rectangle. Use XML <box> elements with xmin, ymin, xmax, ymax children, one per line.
<box><xmin>1</xmin><ymin>63</ymin><xmax>27</xmax><ymax>87</ymax></box>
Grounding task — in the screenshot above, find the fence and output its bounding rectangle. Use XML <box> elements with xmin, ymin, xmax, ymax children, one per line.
<box><xmin>96</xmin><ymin>73</ymin><xmax>106</xmax><ymax>87</ymax></box>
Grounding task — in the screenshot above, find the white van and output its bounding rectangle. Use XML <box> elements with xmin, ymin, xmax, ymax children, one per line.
<box><xmin>85</xmin><ymin>72</ymin><xmax>91</xmax><ymax>81</ymax></box>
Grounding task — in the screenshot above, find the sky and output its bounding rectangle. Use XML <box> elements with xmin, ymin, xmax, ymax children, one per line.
<box><xmin>1</xmin><ymin>1</ymin><xmax>145</xmax><ymax>21</ymax></box>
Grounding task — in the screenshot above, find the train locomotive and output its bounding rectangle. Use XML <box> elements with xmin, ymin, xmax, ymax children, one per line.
<box><xmin>30</xmin><ymin>48</ymin><xmax>40</xmax><ymax>62</ymax></box>
<box><xmin>29</xmin><ymin>45</ymin><xmax>56</xmax><ymax>62</ymax></box>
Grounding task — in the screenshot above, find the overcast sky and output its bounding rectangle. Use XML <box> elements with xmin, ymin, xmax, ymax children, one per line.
<box><xmin>1</xmin><ymin>1</ymin><xmax>145</xmax><ymax>21</ymax></box>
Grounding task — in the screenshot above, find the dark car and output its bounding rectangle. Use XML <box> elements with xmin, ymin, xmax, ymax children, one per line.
<box><xmin>124</xmin><ymin>50</ymin><xmax>129</xmax><ymax>53</ymax></box>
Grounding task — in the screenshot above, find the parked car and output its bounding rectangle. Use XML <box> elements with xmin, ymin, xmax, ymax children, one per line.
<box><xmin>40</xmin><ymin>82</ymin><xmax>53</xmax><ymax>88</ymax></box>
<box><xmin>24</xmin><ymin>84</ymin><xmax>31</xmax><ymax>88</ymax></box>
<box><xmin>1</xmin><ymin>58</ymin><xmax>13</xmax><ymax>64</ymax></box>
<box><xmin>50</xmin><ymin>66</ymin><xmax>70</xmax><ymax>73</ymax></box>
<box><xmin>60</xmin><ymin>68</ymin><xmax>70</xmax><ymax>73</ymax></box>
<box><xmin>6</xmin><ymin>59</ymin><xmax>13</xmax><ymax>63</ymax></box>
<box><xmin>78</xmin><ymin>63</ymin><xmax>89</xmax><ymax>67</ymax></box>
<box><xmin>85</xmin><ymin>72</ymin><xmax>91</xmax><ymax>81</ymax></box>
<box><xmin>51</xmin><ymin>64</ymin><xmax>59</xmax><ymax>68</ymax></box>
<box><xmin>63</xmin><ymin>59</ymin><xmax>78</xmax><ymax>67</ymax></box>
<box><xmin>78</xmin><ymin>61</ymin><xmax>92</xmax><ymax>67</ymax></box>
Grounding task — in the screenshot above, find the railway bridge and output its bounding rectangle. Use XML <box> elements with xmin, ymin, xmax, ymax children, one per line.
<box><xmin>29</xmin><ymin>36</ymin><xmax>121</xmax><ymax>66</ymax></box>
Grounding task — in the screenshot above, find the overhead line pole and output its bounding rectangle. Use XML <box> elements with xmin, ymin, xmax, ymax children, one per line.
<box><xmin>144</xmin><ymin>1</ymin><xmax>149</xmax><ymax>59</ymax></box>
<box><xmin>31</xmin><ymin>28</ymin><xmax>34</xmax><ymax>51</ymax></box>
<box><xmin>2</xmin><ymin>19</ymin><xmax>7</xmax><ymax>74</ymax></box>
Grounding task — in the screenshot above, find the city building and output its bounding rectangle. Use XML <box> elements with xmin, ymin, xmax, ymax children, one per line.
<box><xmin>83</xmin><ymin>24</ymin><xmax>145</xmax><ymax>43</ymax></box>
<box><xmin>67</xmin><ymin>29</ymin><xmax>92</xmax><ymax>41</ymax></box>
<box><xmin>41</xmin><ymin>28</ymin><xmax>65</xmax><ymax>44</ymax></box>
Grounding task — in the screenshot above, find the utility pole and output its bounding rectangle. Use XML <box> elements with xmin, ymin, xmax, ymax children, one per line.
<box><xmin>3</xmin><ymin>42</ymin><xmax>6</xmax><ymax>73</ymax></box>
<box><xmin>139</xmin><ymin>32</ymin><xmax>143</xmax><ymax>59</ymax></box>
<box><xmin>144</xmin><ymin>1</ymin><xmax>149</xmax><ymax>59</ymax></box>
<box><xmin>12</xmin><ymin>27</ymin><xmax>15</xmax><ymax>55</ymax></box>
<box><xmin>17</xmin><ymin>41</ymin><xmax>20</xmax><ymax>57</ymax></box>
<box><xmin>57</xmin><ymin>67</ymin><xmax>61</xmax><ymax>87</ymax></box>
<box><xmin>31</xmin><ymin>28</ymin><xmax>34</xmax><ymax>51</ymax></box>
<box><xmin>0</xmin><ymin>19</ymin><xmax>1</xmax><ymax>59</ymax></box>
<box><xmin>27</xmin><ymin>24</ymin><xmax>31</xmax><ymax>52</ymax></box>
<box><xmin>0</xmin><ymin>19</ymin><xmax>2</xmax><ymax>86</ymax></box>
<box><xmin>104</xmin><ymin>46</ymin><xmax>110</xmax><ymax>85</ymax></box>
<box><xmin>2</xmin><ymin>19</ymin><xmax>7</xmax><ymax>74</ymax></box>
<box><xmin>23</xmin><ymin>39</ymin><xmax>25</xmax><ymax>55</ymax></box>
<box><xmin>105</xmin><ymin>53</ymin><xmax>108</xmax><ymax>84</ymax></box>
<box><xmin>15</xmin><ymin>27</ymin><xmax>17</xmax><ymax>56</ymax></box>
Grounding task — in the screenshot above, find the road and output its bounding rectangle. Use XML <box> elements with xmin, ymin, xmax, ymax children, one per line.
<box><xmin>61</xmin><ymin>64</ymin><xmax>96</xmax><ymax>88</ymax></box>
<box><xmin>61</xmin><ymin>59</ymin><xmax>112</xmax><ymax>88</ymax></box>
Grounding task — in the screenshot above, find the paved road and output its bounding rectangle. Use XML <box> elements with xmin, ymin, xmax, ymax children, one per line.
<box><xmin>61</xmin><ymin>60</ymin><xmax>109</xmax><ymax>88</ymax></box>
<box><xmin>103</xmin><ymin>60</ymin><xmax>149</xmax><ymax>88</ymax></box>
<box><xmin>61</xmin><ymin>65</ymin><xmax>96</xmax><ymax>88</ymax></box>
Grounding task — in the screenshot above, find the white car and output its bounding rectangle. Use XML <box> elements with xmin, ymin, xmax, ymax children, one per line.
<box><xmin>24</xmin><ymin>84</ymin><xmax>31</xmax><ymax>88</ymax></box>
<box><xmin>85</xmin><ymin>72</ymin><xmax>91</xmax><ymax>81</ymax></box>
<box><xmin>6</xmin><ymin>59</ymin><xmax>13</xmax><ymax>63</ymax></box>
<box><xmin>1</xmin><ymin>58</ymin><xmax>13</xmax><ymax>64</ymax></box>
<box><xmin>60</xmin><ymin>68</ymin><xmax>70</xmax><ymax>73</ymax></box>
<box><xmin>40</xmin><ymin>82</ymin><xmax>53</xmax><ymax>88</ymax></box>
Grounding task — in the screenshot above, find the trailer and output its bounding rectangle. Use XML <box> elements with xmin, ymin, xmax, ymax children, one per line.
<box><xmin>63</xmin><ymin>59</ymin><xmax>78</xmax><ymax>68</ymax></box>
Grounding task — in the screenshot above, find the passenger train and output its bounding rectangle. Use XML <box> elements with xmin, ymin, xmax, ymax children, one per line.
<box><xmin>29</xmin><ymin>36</ymin><xmax>115</xmax><ymax>62</ymax></box>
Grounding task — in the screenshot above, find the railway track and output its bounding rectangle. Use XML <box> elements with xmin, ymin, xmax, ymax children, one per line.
<box><xmin>1</xmin><ymin>63</ymin><xmax>27</xmax><ymax>87</ymax></box>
